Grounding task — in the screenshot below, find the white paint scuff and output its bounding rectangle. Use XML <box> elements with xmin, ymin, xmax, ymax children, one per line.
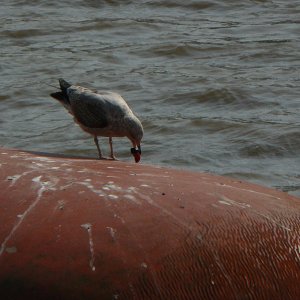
<box><xmin>25</xmin><ymin>156</ymin><xmax>57</xmax><ymax>163</ymax></box>
<box><xmin>6</xmin><ymin>171</ymin><xmax>34</xmax><ymax>187</ymax></box>
<box><xmin>106</xmin><ymin>227</ymin><xmax>117</xmax><ymax>241</ymax></box>
<box><xmin>217</xmin><ymin>194</ymin><xmax>291</xmax><ymax>232</ymax></box>
<box><xmin>0</xmin><ymin>175</ymin><xmax>55</xmax><ymax>256</ymax></box>
<box><xmin>81</xmin><ymin>223</ymin><xmax>96</xmax><ymax>271</ymax></box>
<box><xmin>79</xmin><ymin>181</ymin><xmax>105</xmax><ymax>197</ymax></box>
<box><xmin>218</xmin><ymin>195</ymin><xmax>251</xmax><ymax>209</ymax></box>
<box><xmin>215</xmin><ymin>182</ymin><xmax>282</xmax><ymax>200</ymax></box>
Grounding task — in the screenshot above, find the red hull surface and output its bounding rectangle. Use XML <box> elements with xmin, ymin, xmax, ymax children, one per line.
<box><xmin>1</xmin><ymin>148</ymin><xmax>300</xmax><ymax>299</ymax></box>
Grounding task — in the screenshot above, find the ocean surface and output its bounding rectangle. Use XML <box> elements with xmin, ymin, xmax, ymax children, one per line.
<box><xmin>1</xmin><ymin>0</ymin><xmax>299</xmax><ymax>196</ymax></box>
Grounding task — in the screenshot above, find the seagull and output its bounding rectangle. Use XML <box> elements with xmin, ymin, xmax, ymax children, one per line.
<box><xmin>50</xmin><ymin>79</ymin><xmax>143</xmax><ymax>163</ymax></box>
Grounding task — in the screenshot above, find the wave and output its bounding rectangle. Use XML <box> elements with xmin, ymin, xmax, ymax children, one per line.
<box><xmin>144</xmin><ymin>0</ymin><xmax>217</xmax><ymax>10</ymax></box>
<box><xmin>2</xmin><ymin>29</ymin><xmax>47</xmax><ymax>39</ymax></box>
<box><xmin>162</xmin><ymin>88</ymin><xmax>267</xmax><ymax>109</ymax></box>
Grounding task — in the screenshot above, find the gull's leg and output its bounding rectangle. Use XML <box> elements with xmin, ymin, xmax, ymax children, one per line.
<box><xmin>109</xmin><ymin>137</ymin><xmax>116</xmax><ymax>160</ymax></box>
<box><xmin>94</xmin><ymin>136</ymin><xmax>102</xmax><ymax>159</ymax></box>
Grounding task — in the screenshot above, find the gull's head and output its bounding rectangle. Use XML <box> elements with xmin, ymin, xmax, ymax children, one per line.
<box><xmin>131</xmin><ymin>144</ymin><xmax>142</xmax><ymax>163</ymax></box>
<box><xmin>130</xmin><ymin>135</ymin><xmax>142</xmax><ymax>163</ymax></box>
<box><xmin>127</xmin><ymin>115</ymin><xmax>143</xmax><ymax>163</ymax></box>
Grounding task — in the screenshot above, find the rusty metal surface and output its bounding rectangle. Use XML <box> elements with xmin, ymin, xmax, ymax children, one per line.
<box><xmin>1</xmin><ymin>148</ymin><xmax>300</xmax><ymax>299</ymax></box>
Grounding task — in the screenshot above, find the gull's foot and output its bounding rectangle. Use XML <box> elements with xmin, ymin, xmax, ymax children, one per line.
<box><xmin>96</xmin><ymin>156</ymin><xmax>117</xmax><ymax>161</ymax></box>
<box><xmin>97</xmin><ymin>155</ymin><xmax>108</xmax><ymax>160</ymax></box>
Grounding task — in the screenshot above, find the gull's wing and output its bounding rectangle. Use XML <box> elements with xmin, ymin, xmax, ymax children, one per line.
<box><xmin>67</xmin><ymin>86</ymin><xmax>128</xmax><ymax>129</ymax></box>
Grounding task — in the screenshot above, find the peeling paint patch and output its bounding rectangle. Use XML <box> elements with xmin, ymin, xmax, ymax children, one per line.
<box><xmin>108</xmin><ymin>194</ymin><xmax>119</xmax><ymax>200</ymax></box>
<box><xmin>81</xmin><ymin>223</ymin><xmax>96</xmax><ymax>271</ymax></box>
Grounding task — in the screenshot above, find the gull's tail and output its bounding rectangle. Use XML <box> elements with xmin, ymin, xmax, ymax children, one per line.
<box><xmin>59</xmin><ymin>78</ymin><xmax>71</xmax><ymax>94</ymax></box>
<box><xmin>50</xmin><ymin>78</ymin><xmax>72</xmax><ymax>110</ymax></box>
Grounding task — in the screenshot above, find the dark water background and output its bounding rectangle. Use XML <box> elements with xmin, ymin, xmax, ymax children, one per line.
<box><xmin>1</xmin><ymin>0</ymin><xmax>299</xmax><ymax>196</ymax></box>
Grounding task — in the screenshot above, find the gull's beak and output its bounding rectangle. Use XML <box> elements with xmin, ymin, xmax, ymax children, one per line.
<box><xmin>131</xmin><ymin>146</ymin><xmax>141</xmax><ymax>163</ymax></box>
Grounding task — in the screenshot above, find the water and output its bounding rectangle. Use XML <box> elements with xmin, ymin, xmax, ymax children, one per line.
<box><xmin>1</xmin><ymin>0</ymin><xmax>299</xmax><ymax>196</ymax></box>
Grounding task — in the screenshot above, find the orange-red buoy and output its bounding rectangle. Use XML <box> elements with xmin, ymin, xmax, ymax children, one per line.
<box><xmin>1</xmin><ymin>148</ymin><xmax>300</xmax><ymax>299</ymax></box>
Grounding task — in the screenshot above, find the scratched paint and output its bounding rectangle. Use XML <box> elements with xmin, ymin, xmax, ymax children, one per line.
<box><xmin>218</xmin><ymin>195</ymin><xmax>251</xmax><ymax>209</ymax></box>
<box><xmin>81</xmin><ymin>223</ymin><xmax>96</xmax><ymax>271</ymax></box>
<box><xmin>215</xmin><ymin>182</ymin><xmax>282</xmax><ymax>200</ymax></box>
<box><xmin>216</xmin><ymin>194</ymin><xmax>291</xmax><ymax>232</ymax></box>
<box><xmin>0</xmin><ymin>175</ymin><xmax>56</xmax><ymax>256</ymax></box>
<box><xmin>218</xmin><ymin>200</ymin><xmax>232</xmax><ymax>206</ymax></box>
